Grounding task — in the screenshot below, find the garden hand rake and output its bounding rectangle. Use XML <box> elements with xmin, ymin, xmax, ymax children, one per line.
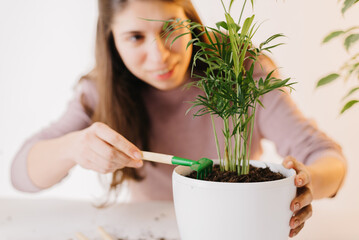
<box><xmin>141</xmin><ymin>151</ymin><xmax>213</xmax><ymax>179</ymax></box>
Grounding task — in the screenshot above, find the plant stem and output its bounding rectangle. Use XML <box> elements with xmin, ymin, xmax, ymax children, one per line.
<box><xmin>236</xmin><ymin>115</ymin><xmax>242</xmax><ymax>175</ymax></box>
<box><xmin>227</xmin><ymin>117</ymin><xmax>234</xmax><ymax>171</ymax></box>
<box><xmin>241</xmin><ymin>113</ymin><xmax>248</xmax><ymax>175</ymax></box>
<box><xmin>223</xmin><ymin>117</ymin><xmax>230</xmax><ymax>171</ymax></box>
<box><xmin>232</xmin><ymin>114</ymin><xmax>238</xmax><ymax>171</ymax></box>
<box><xmin>245</xmin><ymin>106</ymin><xmax>256</xmax><ymax>174</ymax></box>
<box><xmin>210</xmin><ymin>113</ymin><xmax>222</xmax><ymax>168</ymax></box>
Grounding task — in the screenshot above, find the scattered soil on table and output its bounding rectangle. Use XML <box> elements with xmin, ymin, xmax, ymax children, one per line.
<box><xmin>187</xmin><ymin>164</ymin><xmax>285</xmax><ymax>182</ymax></box>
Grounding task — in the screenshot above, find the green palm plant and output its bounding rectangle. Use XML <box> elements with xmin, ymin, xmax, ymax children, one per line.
<box><xmin>159</xmin><ymin>0</ymin><xmax>294</xmax><ymax>175</ymax></box>
<box><xmin>316</xmin><ymin>0</ymin><xmax>359</xmax><ymax>114</ymax></box>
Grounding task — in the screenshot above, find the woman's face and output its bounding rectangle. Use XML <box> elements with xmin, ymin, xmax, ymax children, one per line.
<box><xmin>112</xmin><ymin>0</ymin><xmax>193</xmax><ymax>91</ymax></box>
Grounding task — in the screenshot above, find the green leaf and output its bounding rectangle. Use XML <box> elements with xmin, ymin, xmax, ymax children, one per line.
<box><xmin>344</xmin><ymin>34</ymin><xmax>359</xmax><ymax>51</ymax></box>
<box><xmin>261</xmin><ymin>43</ymin><xmax>285</xmax><ymax>53</ymax></box>
<box><xmin>225</xmin><ymin>13</ymin><xmax>241</xmax><ymax>76</ymax></box>
<box><xmin>194</xmin><ymin>42</ymin><xmax>217</xmax><ymax>51</ymax></box>
<box><xmin>345</xmin><ymin>62</ymin><xmax>359</xmax><ymax>80</ymax></box>
<box><xmin>203</xmin><ymin>28</ymin><xmax>221</xmax><ymax>55</ymax></box>
<box><xmin>343</xmin><ymin>86</ymin><xmax>359</xmax><ymax>100</ymax></box>
<box><xmin>316</xmin><ymin>73</ymin><xmax>340</xmax><ymax>87</ymax></box>
<box><xmin>342</xmin><ymin>0</ymin><xmax>359</xmax><ymax>14</ymax></box>
<box><xmin>322</xmin><ymin>30</ymin><xmax>345</xmax><ymax>44</ymax></box>
<box><xmin>186</xmin><ymin>38</ymin><xmax>198</xmax><ymax>50</ymax></box>
<box><xmin>344</xmin><ymin>26</ymin><xmax>359</xmax><ymax>34</ymax></box>
<box><xmin>260</xmin><ymin>33</ymin><xmax>285</xmax><ymax>48</ymax></box>
<box><xmin>340</xmin><ymin>99</ymin><xmax>359</xmax><ymax>114</ymax></box>
<box><xmin>206</xmin><ymin>26</ymin><xmax>228</xmax><ymax>37</ymax></box>
<box><xmin>162</xmin><ymin>21</ymin><xmax>170</xmax><ymax>31</ymax></box>
<box><xmin>170</xmin><ymin>32</ymin><xmax>191</xmax><ymax>48</ymax></box>
<box><xmin>216</xmin><ymin>21</ymin><xmax>228</xmax><ymax>31</ymax></box>
<box><xmin>241</xmin><ymin>15</ymin><xmax>255</xmax><ymax>37</ymax></box>
<box><xmin>256</xmin><ymin>99</ymin><xmax>265</xmax><ymax>108</ymax></box>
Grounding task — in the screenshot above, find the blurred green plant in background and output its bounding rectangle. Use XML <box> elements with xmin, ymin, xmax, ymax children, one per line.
<box><xmin>316</xmin><ymin>0</ymin><xmax>359</xmax><ymax>114</ymax></box>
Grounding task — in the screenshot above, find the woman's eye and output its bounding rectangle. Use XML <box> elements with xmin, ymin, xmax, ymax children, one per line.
<box><xmin>128</xmin><ymin>34</ymin><xmax>144</xmax><ymax>42</ymax></box>
<box><xmin>164</xmin><ymin>25</ymin><xmax>176</xmax><ymax>34</ymax></box>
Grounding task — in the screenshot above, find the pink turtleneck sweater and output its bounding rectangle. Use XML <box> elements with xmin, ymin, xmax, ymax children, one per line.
<box><xmin>11</xmin><ymin>66</ymin><xmax>345</xmax><ymax>201</ymax></box>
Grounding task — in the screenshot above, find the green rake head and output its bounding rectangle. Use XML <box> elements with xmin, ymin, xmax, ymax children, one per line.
<box><xmin>171</xmin><ymin>157</ymin><xmax>213</xmax><ymax>179</ymax></box>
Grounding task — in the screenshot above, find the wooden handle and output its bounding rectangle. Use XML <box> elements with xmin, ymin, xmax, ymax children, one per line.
<box><xmin>97</xmin><ymin>226</ymin><xmax>115</xmax><ymax>240</ymax></box>
<box><xmin>142</xmin><ymin>151</ymin><xmax>174</xmax><ymax>165</ymax></box>
<box><xmin>75</xmin><ymin>233</ymin><xmax>89</xmax><ymax>240</ymax></box>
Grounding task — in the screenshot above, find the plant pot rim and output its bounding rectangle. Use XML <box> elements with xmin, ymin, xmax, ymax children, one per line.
<box><xmin>173</xmin><ymin>160</ymin><xmax>296</xmax><ymax>190</ymax></box>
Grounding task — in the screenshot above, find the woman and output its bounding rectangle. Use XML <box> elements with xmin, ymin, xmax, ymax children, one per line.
<box><xmin>11</xmin><ymin>0</ymin><xmax>346</xmax><ymax>238</ymax></box>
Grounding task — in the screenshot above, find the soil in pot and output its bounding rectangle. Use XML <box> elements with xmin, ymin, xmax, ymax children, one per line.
<box><xmin>187</xmin><ymin>164</ymin><xmax>285</xmax><ymax>182</ymax></box>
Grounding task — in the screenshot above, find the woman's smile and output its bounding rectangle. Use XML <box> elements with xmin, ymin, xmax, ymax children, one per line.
<box><xmin>150</xmin><ymin>63</ymin><xmax>177</xmax><ymax>81</ymax></box>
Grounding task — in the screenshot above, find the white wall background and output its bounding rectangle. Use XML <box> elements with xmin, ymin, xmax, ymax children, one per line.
<box><xmin>0</xmin><ymin>0</ymin><xmax>358</xmax><ymax>216</ymax></box>
<box><xmin>0</xmin><ymin>0</ymin><xmax>104</xmax><ymax>200</ymax></box>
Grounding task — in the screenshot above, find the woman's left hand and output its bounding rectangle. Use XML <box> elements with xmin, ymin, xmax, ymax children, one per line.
<box><xmin>283</xmin><ymin>156</ymin><xmax>313</xmax><ymax>238</ymax></box>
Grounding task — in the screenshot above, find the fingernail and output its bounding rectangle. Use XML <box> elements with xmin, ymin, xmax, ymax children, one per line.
<box><xmin>286</xmin><ymin>161</ymin><xmax>293</xmax><ymax>168</ymax></box>
<box><xmin>293</xmin><ymin>219</ymin><xmax>299</xmax><ymax>228</ymax></box>
<box><xmin>297</xmin><ymin>178</ymin><xmax>303</xmax><ymax>186</ymax></box>
<box><xmin>136</xmin><ymin>161</ymin><xmax>143</xmax><ymax>167</ymax></box>
<box><xmin>133</xmin><ymin>151</ymin><xmax>142</xmax><ymax>160</ymax></box>
<box><xmin>294</xmin><ymin>202</ymin><xmax>300</xmax><ymax>211</ymax></box>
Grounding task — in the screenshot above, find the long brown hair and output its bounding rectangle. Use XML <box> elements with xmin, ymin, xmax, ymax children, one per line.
<box><xmin>81</xmin><ymin>0</ymin><xmax>208</xmax><ymax>197</ymax></box>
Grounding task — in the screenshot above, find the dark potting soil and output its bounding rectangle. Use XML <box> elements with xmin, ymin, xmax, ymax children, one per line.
<box><xmin>187</xmin><ymin>164</ymin><xmax>285</xmax><ymax>182</ymax></box>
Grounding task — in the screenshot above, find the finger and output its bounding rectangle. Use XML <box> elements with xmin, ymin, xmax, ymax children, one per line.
<box><xmin>290</xmin><ymin>204</ymin><xmax>312</xmax><ymax>229</ymax></box>
<box><xmin>282</xmin><ymin>156</ymin><xmax>296</xmax><ymax>169</ymax></box>
<box><xmin>91</xmin><ymin>122</ymin><xmax>142</xmax><ymax>160</ymax></box>
<box><xmin>79</xmin><ymin>153</ymin><xmax>109</xmax><ymax>173</ymax></box>
<box><xmin>92</xmin><ymin>148</ymin><xmax>142</xmax><ymax>172</ymax></box>
<box><xmin>89</xmin><ymin>134</ymin><xmax>143</xmax><ymax>168</ymax></box>
<box><xmin>295</xmin><ymin>171</ymin><xmax>310</xmax><ymax>187</ymax></box>
<box><xmin>86</xmin><ymin>149</ymin><xmax>119</xmax><ymax>174</ymax></box>
<box><xmin>283</xmin><ymin>156</ymin><xmax>306</xmax><ymax>172</ymax></box>
<box><xmin>291</xmin><ymin>186</ymin><xmax>313</xmax><ymax>212</ymax></box>
<box><xmin>289</xmin><ymin>222</ymin><xmax>305</xmax><ymax>238</ymax></box>
<box><xmin>283</xmin><ymin>156</ymin><xmax>310</xmax><ymax>187</ymax></box>
<box><xmin>81</xmin><ymin>145</ymin><xmax>133</xmax><ymax>174</ymax></box>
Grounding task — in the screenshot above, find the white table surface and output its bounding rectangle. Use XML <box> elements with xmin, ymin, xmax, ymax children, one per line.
<box><xmin>1</xmin><ymin>198</ymin><xmax>358</xmax><ymax>240</ymax></box>
<box><xmin>0</xmin><ymin>198</ymin><xmax>180</xmax><ymax>240</ymax></box>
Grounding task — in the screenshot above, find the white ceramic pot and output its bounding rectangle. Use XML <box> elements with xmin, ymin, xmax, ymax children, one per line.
<box><xmin>172</xmin><ymin>160</ymin><xmax>296</xmax><ymax>240</ymax></box>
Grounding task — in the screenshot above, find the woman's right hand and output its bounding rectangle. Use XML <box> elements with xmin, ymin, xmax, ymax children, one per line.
<box><xmin>69</xmin><ymin>122</ymin><xmax>143</xmax><ymax>174</ymax></box>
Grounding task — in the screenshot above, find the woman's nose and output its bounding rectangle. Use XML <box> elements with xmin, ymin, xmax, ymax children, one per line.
<box><xmin>148</xmin><ymin>37</ymin><xmax>170</xmax><ymax>63</ymax></box>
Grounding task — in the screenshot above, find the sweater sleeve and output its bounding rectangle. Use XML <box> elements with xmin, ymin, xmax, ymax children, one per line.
<box><xmin>256</xmin><ymin>89</ymin><xmax>346</xmax><ymax>166</ymax></box>
<box><xmin>251</xmin><ymin>55</ymin><xmax>346</xmax><ymax>166</ymax></box>
<box><xmin>11</xmin><ymin>79</ymin><xmax>97</xmax><ymax>192</ymax></box>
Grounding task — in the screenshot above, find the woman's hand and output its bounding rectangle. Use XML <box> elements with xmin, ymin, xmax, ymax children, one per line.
<box><xmin>283</xmin><ymin>156</ymin><xmax>313</xmax><ymax>238</ymax></box>
<box><xmin>70</xmin><ymin>122</ymin><xmax>143</xmax><ymax>174</ymax></box>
